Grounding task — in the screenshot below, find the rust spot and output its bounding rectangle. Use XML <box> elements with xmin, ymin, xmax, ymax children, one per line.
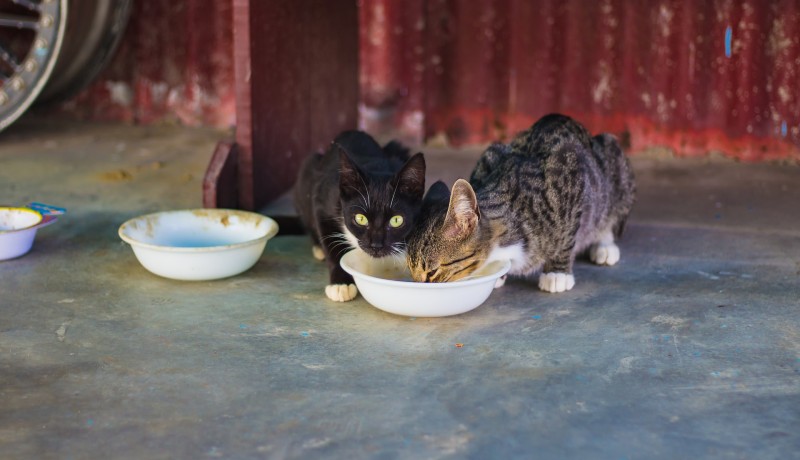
<box><xmin>98</xmin><ymin>169</ymin><xmax>133</xmax><ymax>182</ymax></box>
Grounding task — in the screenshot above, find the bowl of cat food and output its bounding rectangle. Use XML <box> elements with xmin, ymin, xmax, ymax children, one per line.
<box><xmin>118</xmin><ymin>209</ymin><xmax>279</xmax><ymax>281</ymax></box>
<box><xmin>340</xmin><ymin>249</ymin><xmax>511</xmax><ymax>317</ymax></box>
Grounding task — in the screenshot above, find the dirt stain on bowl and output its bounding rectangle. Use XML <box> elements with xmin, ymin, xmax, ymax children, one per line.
<box><xmin>191</xmin><ymin>209</ymin><xmax>232</xmax><ymax>227</ymax></box>
<box><xmin>127</xmin><ymin>215</ymin><xmax>158</xmax><ymax>239</ymax></box>
<box><xmin>190</xmin><ymin>209</ymin><xmax>263</xmax><ymax>228</ymax></box>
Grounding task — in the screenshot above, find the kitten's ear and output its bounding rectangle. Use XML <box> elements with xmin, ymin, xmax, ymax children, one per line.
<box><xmin>443</xmin><ymin>179</ymin><xmax>479</xmax><ymax>240</ymax></box>
<box><xmin>393</xmin><ymin>153</ymin><xmax>426</xmax><ymax>200</ymax></box>
<box><xmin>338</xmin><ymin>144</ymin><xmax>365</xmax><ymax>199</ymax></box>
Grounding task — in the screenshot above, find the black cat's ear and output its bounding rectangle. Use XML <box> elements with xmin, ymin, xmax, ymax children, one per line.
<box><xmin>424</xmin><ymin>180</ymin><xmax>450</xmax><ymax>205</ymax></box>
<box><xmin>392</xmin><ymin>153</ymin><xmax>426</xmax><ymax>200</ymax></box>
<box><xmin>443</xmin><ymin>179</ymin><xmax>479</xmax><ymax>240</ymax></box>
<box><xmin>338</xmin><ymin>144</ymin><xmax>366</xmax><ymax>199</ymax></box>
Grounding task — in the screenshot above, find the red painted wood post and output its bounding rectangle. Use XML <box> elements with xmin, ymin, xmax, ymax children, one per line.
<box><xmin>203</xmin><ymin>142</ymin><xmax>239</xmax><ymax>209</ymax></box>
<box><xmin>204</xmin><ymin>0</ymin><xmax>359</xmax><ymax>211</ymax></box>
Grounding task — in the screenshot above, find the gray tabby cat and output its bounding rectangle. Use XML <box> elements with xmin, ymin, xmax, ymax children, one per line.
<box><xmin>406</xmin><ymin>113</ymin><xmax>635</xmax><ymax>292</ymax></box>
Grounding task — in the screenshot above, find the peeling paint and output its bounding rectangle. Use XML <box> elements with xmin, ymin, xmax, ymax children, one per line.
<box><xmin>360</xmin><ymin>0</ymin><xmax>800</xmax><ymax>160</ymax></box>
<box><xmin>105</xmin><ymin>81</ymin><xmax>133</xmax><ymax>107</ymax></box>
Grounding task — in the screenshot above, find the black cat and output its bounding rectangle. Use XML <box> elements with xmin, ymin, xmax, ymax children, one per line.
<box><xmin>294</xmin><ymin>131</ymin><xmax>426</xmax><ymax>301</ymax></box>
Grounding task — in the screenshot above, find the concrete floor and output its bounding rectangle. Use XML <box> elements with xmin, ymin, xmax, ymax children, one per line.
<box><xmin>1</xmin><ymin>119</ymin><xmax>799</xmax><ymax>459</ymax></box>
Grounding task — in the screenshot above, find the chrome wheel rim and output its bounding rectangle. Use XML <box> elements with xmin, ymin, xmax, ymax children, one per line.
<box><xmin>0</xmin><ymin>0</ymin><xmax>67</xmax><ymax>132</ymax></box>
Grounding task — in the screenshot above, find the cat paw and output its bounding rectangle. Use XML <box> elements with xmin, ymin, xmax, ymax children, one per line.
<box><xmin>589</xmin><ymin>243</ymin><xmax>620</xmax><ymax>266</ymax></box>
<box><xmin>325</xmin><ymin>284</ymin><xmax>358</xmax><ymax>302</ymax></box>
<box><xmin>494</xmin><ymin>275</ymin><xmax>507</xmax><ymax>289</ymax></box>
<box><xmin>538</xmin><ymin>272</ymin><xmax>575</xmax><ymax>293</ymax></box>
<box><xmin>312</xmin><ymin>245</ymin><xmax>325</xmax><ymax>261</ymax></box>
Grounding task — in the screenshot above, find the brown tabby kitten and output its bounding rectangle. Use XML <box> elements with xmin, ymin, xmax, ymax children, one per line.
<box><xmin>406</xmin><ymin>113</ymin><xmax>635</xmax><ymax>293</ymax></box>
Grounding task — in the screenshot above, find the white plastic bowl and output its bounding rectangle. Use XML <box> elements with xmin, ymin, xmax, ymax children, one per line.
<box><xmin>340</xmin><ymin>249</ymin><xmax>511</xmax><ymax>317</ymax></box>
<box><xmin>118</xmin><ymin>209</ymin><xmax>279</xmax><ymax>281</ymax></box>
<box><xmin>0</xmin><ymin>207</ymin><xmax>45</xmax><ymax>260</ymax></box>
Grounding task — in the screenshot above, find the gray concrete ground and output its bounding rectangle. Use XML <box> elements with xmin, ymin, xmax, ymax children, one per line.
<box><xmin>1</xmin><ymin>119</ymin><xmax>799</xmax><ymax>459</ymax></box>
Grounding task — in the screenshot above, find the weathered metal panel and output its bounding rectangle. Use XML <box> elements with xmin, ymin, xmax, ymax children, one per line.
<box><xmin>360</xmin><ymin>0</ymin><xmax>800</xmax><ymax>160</ymax></box>
<box><xmin>58</xmin><ymin>0</ymin><xmax>236</xmax><ymax>127</ymax></box>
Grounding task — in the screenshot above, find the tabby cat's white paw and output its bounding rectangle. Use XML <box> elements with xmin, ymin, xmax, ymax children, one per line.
<box><xmin>325</xmin><ymin>284</ymin><xmax>358</xmax><ymax>302</ymax></box>
<box><xmin>312</xmin><ymin>245</ymin><xmax>325</xmax><ymax>261</ymax></box>
<box><xmin>538</xmin><ymin>272</ymin><xmax>575</xmax><ymax>293</ymax></box>
<box><xmin>590</xmin><ymin>243</ymin><xmax>620</xmax><ymax>266</ymax></box>
<box><xmin>494</xmin><ymin>275</ymin><xmax>507</xmax><ymax>289</ymax></box>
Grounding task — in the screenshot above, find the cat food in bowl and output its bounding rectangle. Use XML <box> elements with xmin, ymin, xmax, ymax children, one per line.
<box><xmin>340</xmin><ymin>249</ymin><xmax>510</xmax><ymax>317</ymax></box>
<box><xmin>119</xmin><ymin>209</ymin><xmax>279</xmax><ymax>281</ymax></box>
<box><xmin>0</xmin><ymin>207</ymin><xmax>43</xmax><ymax>260</ymax></box>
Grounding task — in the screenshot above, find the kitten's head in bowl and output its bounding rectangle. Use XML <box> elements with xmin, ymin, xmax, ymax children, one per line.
<box><xmin>339</xmin><ymin>148</ymin><xmax>426</xmax><ymax>258</ymax></box>
<box><xmin>406</xmin><ymin>180</ymin><xmax>492</xmax><ymax>282</ymax></box>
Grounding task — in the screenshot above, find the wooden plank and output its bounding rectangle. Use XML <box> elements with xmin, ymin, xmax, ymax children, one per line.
<box><xmin>235</xmin><ymin>0</ymin><xmax>358</xmax><ymax>211</ymax></box>
<box><xmin>232</xmin><ymin>0</ymin><xmax>254</xmax><ymax>209</ymax></box>
<box><xmin>202</xmin><ymin>141</ymin><xmax>239</xmax><ymax>209</ymax></box>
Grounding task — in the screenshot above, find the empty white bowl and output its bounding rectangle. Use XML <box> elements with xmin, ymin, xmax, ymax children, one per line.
<box><xmin>340</xmin><ymin>249</ymin><xmax>511</xmax><ymax>317</ymax></box>
<box><xmin>119</xmin><ymin>209</ymin><xmax>279</xmax><ymax>280</ymax></box>
<box><xmin>0</xmin><ymin>207</ymin><xmax>44</xmax><ymax>260</ymax></box>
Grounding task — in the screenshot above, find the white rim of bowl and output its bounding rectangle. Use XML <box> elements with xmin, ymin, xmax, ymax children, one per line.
<box><xmin>340</xmin><ymin>250</ymin><xmax>511</xmax><ymax>289</ymax></box>
<box><xmin>0</xmin><ymin>207</ymin><xmax>43</xmax><ymax>234</ymax></box>
<box><xmin>118</xmin><ymin>209</ymin><xmax>279</xmax><ymax>253</ymax></box>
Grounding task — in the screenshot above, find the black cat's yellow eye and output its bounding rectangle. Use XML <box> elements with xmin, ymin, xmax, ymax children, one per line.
<box><xmin>354</xmin><ymin>214</ymin><xmax>368</xmax><ymax>226</ymax></box>
<box><xmin>389</xmin><ymin>215</ymin><xmax>404</xmax><ymax>228</ymax></box>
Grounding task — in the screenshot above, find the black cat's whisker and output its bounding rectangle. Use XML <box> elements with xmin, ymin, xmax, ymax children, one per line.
<box><xmin>353</xmin><ymin>173</ymin><xmax>371</xmax><ymax>209</ymax></box>
<box><xmin>343</xmin><ymin>184</ymin><xmax>370</xmax><ymax>211</ymax></box>
<box><xmin>327</xmin><ymin>232</ymin><xmax>358</xmax><ymax>250</ymax></box>
<box><xmin>391</xmin><ymin>249</ymin><xmax>406</xmax><ymax>262</ymax></box>
<box><xmin>323</xmin><ymin>216</ymin><xmax>345</xmax><ymax>224</ymax></box>
<box><xmin>331</xmin><ymin>242</ymin><xmax>354</xmax><ymax>258</ymax></box>
<box><xmin>322</xmin><ymin>233</ymin><xmax>354</xmax><ymax>248</ymax></box>
<box><xmin>389</xmin><ymin>181</ymin><xmax>400</xmax><ymax>208</ymax></box>
<box><xmin>389</xmin><ymin>243</ymin><xmax>407</xmax><ymax>262</ymax></box>
<box><xmin>328</xmin><ymin>242</ymin><xmax>353</xmax><ymax>256</ymax></box>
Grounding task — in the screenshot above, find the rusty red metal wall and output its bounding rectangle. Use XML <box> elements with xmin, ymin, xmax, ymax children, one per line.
<box><xmin>360</xmin><ymin>0</ymin><xmax>800</xmax><ymax>161</ymax></box>
<box><xmin>59</xmin><ymin>0</ymin><xmax>235</xmax><ymax>127</ymax></box>
<box><xmin>61</xmin><ymin>0</ymin><xmax>799</xmax><ymax>161</ymax></box>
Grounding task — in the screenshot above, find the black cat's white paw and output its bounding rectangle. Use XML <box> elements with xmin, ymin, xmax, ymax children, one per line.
<box><xmin>538</xmin><ymin>272</ymin><xmax>575</xmax><ymax>293</ymax></box>
<box><xmin>494</xmin><ymin>275</ymin><xmax>507</xmax><ymax>289</ymax></box>
<box><xmin>325</xmin><ymin>283</ymin><xmax>358</xmax><ymax>302</ymax></box>
<box><xmin>589</xmin><ymin>242</ymin><xmax>620</xmax><ymax>266</ymax></box>
<box><xmin>312</xmin><ymin>245</ymin><xmax>325</xmax><ymax>261</ymax></box>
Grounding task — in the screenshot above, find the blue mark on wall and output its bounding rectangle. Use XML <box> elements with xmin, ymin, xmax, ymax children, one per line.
<box><xmin>781</xmin><ymin>121</ymin><xmax>787</xmax><ymax>137</ymax></box>
<box><xmin>725</xmin><ymin>26</ymin><xmax>732</xmax><ymax>58</ymax></box>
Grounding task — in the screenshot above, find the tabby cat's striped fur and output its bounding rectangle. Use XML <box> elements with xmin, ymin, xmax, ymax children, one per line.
<box><xmin>406</xmin><ymin>114</ymin><xmax>635</xmax><ymax>293</ymax></box>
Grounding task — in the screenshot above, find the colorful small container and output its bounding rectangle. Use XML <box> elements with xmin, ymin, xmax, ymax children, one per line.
<box><xmin>0</xmin><ymin>203</ymin><xmax>64</xmax><ymax>261</ymax></box>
